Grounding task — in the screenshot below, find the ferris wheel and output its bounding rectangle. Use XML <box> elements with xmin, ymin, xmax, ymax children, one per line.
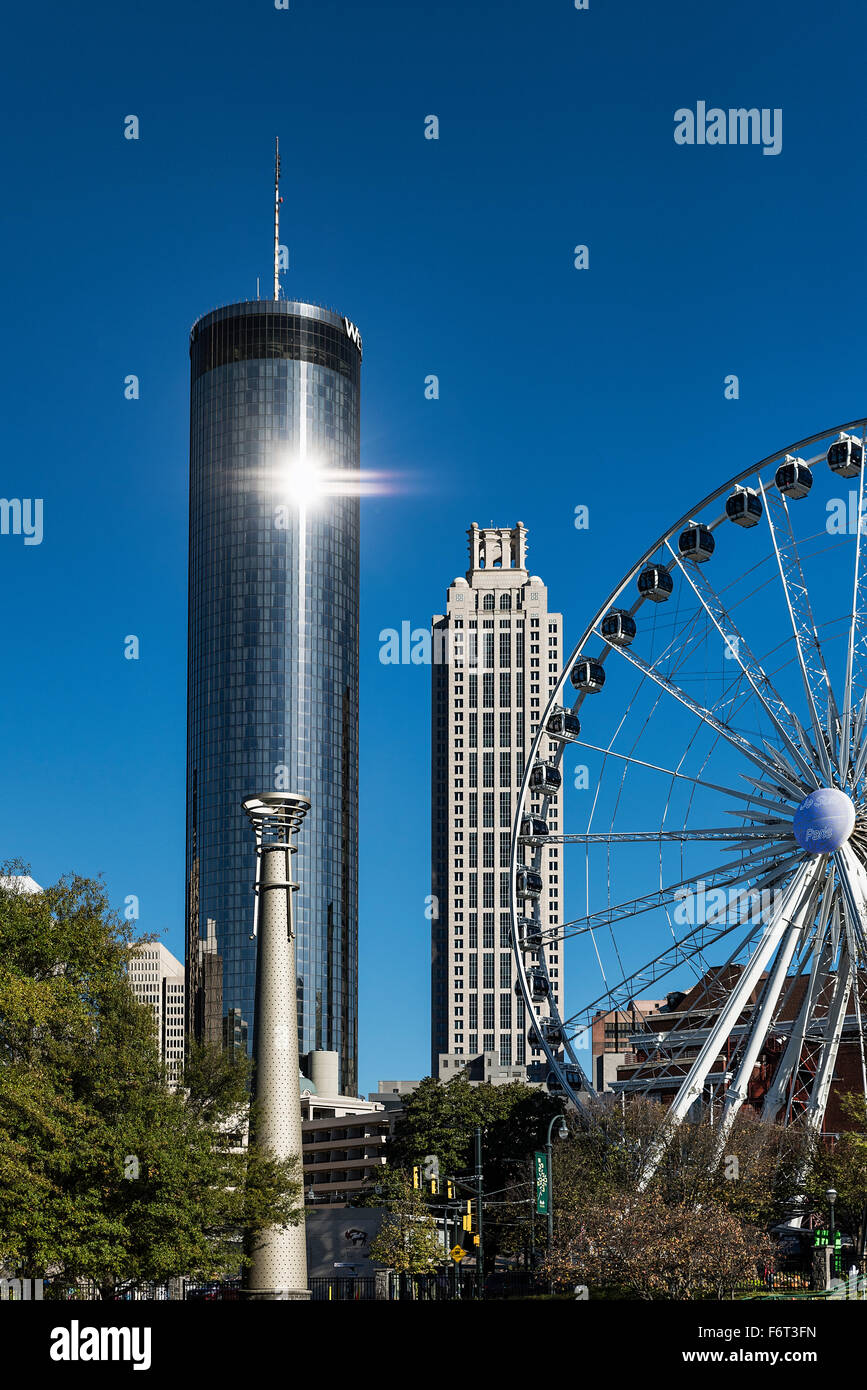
<box><xmin>510</xmin><ymin>418</ymin><xmax>867</xmax><ymax>1182</ymax></box>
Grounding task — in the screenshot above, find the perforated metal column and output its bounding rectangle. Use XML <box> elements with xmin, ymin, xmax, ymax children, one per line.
<box><xmin>245</xmin><ymin>837</ymin><xmax>309</xmax><ymax>1299</ymax></box>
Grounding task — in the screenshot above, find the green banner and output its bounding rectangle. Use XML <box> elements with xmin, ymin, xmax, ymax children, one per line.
<box><xmin>534</xmin><ymin>1151</ymin><xmax>549</xmax><ymax>1215</ymax></box>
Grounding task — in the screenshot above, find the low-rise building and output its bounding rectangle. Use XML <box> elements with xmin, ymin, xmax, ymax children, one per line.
<box><xmin>128</xmin><ymin>942</ymin><xmax>185</xmax><ymax>1084</ymax></box>
<box><xmin>616</xmin><ymin>967</ymin><xmax>867</xmax><ymax>1132</ymax></box>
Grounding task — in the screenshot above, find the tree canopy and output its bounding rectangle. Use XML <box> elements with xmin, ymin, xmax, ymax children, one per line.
<box><xmin>0</xmin><ymin>865</ymin><xmax>301</xmax><ymax>1296</ymax></box>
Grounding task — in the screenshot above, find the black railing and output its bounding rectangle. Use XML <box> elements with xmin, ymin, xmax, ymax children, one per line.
<box><xmin>30</xmin><ymin>1263</ymin><xmax>818</xmax><ymax>1302</ymax></box>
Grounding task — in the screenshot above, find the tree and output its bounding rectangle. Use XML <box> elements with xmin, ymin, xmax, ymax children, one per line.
<box><xmin>367</xmin><ymin>1170</ymin><xmax>445</xmax><ymax>1273</ymax></box>
<box><xmin>0</xmin><ymin>866</ymin><xmax>302</xmax><ymax>1296</ymax></box>
<box><xmin>543</xmin><ymin>1190</ymin><xmax>773</xmax><ymax>1300</ymax></box>
<box><xmin>385</xmin><ymin>1072</ymin><xmax>560</xmax><ymax>1260</ymax></box>
<box><xmin>552</xmin><ymin>1096</ymin><xmax>809</xmax><ymax>1230</ymax></box>
<box><xmin>805</xmin><ymin>1093</ymin><xmax>867</xmax><ymax>1260</ymax></box>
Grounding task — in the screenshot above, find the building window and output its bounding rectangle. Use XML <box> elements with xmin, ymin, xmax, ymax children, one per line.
<box><xmin>500</xmin><ymin>992</ymin><xmax>512</xmax><ymax>1029</ymax></box>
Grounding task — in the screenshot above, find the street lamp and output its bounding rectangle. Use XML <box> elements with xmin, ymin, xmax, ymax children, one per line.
<box><xmin>545</xmin><ymin>1113</ymin><xmax>569</xmax><ymax>1263</ymax></box>
<box><xmin>827</xmin><ymin>1188</ymin><xmax>838</xmax><ymax>1274</ymax></box>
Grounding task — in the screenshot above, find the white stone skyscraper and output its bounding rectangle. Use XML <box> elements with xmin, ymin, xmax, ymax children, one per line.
<box><xmin>128</xmin><ymin>942</ymin><xmax>186</xmax><ymax>1085</ymax></box>
<box><xmin>431</xmin><ymin>523</ymin><xmax>563</xmax><ymax>1081</ymax></box>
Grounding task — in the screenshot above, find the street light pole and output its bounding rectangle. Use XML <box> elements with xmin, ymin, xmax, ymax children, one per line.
<box><xmin>545</xmin><ymin>1113</ymin><xmax>569</xmax><ymax>1260</ymax></box>
<box><xmin>827</xmin><ymin>1187</ymin><xmax>838</xmax><ymax>1281</ymax></box>
<box><xmin>545</xmin><ymin>1113</ymin><xmax>569</xmax><ymax>1292</ymax></box>
<box><xmin>475</xmin><ymin>1124</ymin><xmax>484</xmax><ymax>1300</ymax></box>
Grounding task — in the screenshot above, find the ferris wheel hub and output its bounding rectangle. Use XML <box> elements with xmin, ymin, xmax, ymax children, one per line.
<box><xmin>793</xmin><ymin>787</ymin><xmax>856</xmax><ymax>854</ymax></box>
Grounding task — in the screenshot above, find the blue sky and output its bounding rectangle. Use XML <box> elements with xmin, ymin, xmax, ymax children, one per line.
<box><xmin>2</xmin><ymin>0</ymin><xmax>867</xmax><ymax>1094</ymax></box>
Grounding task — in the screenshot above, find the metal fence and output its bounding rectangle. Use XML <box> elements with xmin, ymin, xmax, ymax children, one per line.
<box><xmin>32</xmin><ymin>1263</ymin><xmax>816</xmax><ymax>1302</ymax></box>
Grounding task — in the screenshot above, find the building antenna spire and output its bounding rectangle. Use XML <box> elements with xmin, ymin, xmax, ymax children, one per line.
<box><xmin>273</xmin><ymin>136</ymin><xmax>282</xmax><ymax>301</ymax></box>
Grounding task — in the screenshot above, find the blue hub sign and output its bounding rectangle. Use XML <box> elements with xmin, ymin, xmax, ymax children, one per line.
<box><xmin>793</xmin><ymin>787</ymin><xmax>856</xmax><ymax>854</ymax></box>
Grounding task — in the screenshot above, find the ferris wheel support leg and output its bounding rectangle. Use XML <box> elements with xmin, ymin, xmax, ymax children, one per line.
<box><xmin>637</xmin><ymin>859</ymin><xmax>820</xmax><ymax>1191</ymax></box>
<box><xmin>803</xmin><ymin>949</ymin><xmax>854</xmax><ymax>1134</ymax></box>
<box><xmin>762</xmin><ymin>927</ymin><xmax>833</xmax><ymax>1125</ymax></box>
<box><xmin>711</xmin><ymin>874</ymin><xmax>821</xmax><ymax>1165</ymax></box>
<box><xmin>835</xmin><ymin>846</ymin><xmax>867</xmax><ymax>958</ymax></box>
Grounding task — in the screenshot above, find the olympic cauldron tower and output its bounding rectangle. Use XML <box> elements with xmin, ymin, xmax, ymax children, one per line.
<box><xmin>186</xmin><ymin>297</ymin><xmax>361</xmax><ymax>1094</ymax></box>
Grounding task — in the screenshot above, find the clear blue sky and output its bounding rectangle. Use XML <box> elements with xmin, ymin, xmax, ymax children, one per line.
<box><xmin>2</xmin><ymin>0</ymin><xmax>866</xmax><ymax>1094</ymax></box>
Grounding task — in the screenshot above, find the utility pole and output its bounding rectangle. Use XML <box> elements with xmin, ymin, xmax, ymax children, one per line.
<box><xmin>475</xmin><ymin>1124</ymin><xmax>484</xmax><ymax>1299</ymax></box>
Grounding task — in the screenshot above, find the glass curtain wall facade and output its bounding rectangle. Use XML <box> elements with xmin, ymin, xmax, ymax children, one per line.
<box><xmin>186</xmin><ymin>299</ymin><xmax>361</xmax><ymax>1094</ymax></box>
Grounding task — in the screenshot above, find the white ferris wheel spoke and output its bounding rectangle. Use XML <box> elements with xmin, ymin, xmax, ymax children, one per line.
<box><xmin>840</xmin><ymin>430</ymin><xmax>867</xmax><ymax>782</ymax></box>
<box><xmin>571</xmin><ymin>741</ymin><xmax>797</xmax><ymax>814</ymax></box>
<box><xmin>554</xmin><ymin>844</ymin><xmax>793</xmax><ymax>941</ymax></box>
<box><xmin>758</xmin><ymin>476</ymin><xmax>838</xmax><ymax>782</ymax></box>
<box><xmin>592</xmin><ymin>629</ymin><xmax>807</xmax><ymax>796</ymax></box>
<box><xmin>664</xmin><ymin>537</ymin><xmax>823</xmax><ymax>790</ymax></box>
<box><xmin>551</xmin><ymin>827</ymin><xmax>789</xmax><ymax>844</ymax></box>
<box><xmin>557</xmin><ymin>854</ymin><xmax>802</xmax><ymax>1030</ymax></box>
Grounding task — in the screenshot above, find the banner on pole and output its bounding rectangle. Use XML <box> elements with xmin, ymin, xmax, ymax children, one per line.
<box><xmin>534</xmin><ymin>1151</ymin><xmax>549</xmax><ymax>1215</ymax></box>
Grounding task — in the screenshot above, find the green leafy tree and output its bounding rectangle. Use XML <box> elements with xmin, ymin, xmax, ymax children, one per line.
<box><xmin>386</xmin><ymin>1073</ymin><xmax>560</xmax><ymax>1260</ymax></box>
<box><xmin>543</xmin><ymin>1190</ymin><xmax>774</xmax><ymax>1300</ymax></box>
<box><xmin>552</xmin><ymin>1096</ymin><xmax>809</xmax><ymax>1230</ymax></box>
<box><xmin>0</xmin><ymin>866</ymin><xmax>302</xmax><ymax>1297</ymax></box>
<box><xmin>367</xmin><ymin>1170</ymin><xmax>445</xmax><ymax>1273</ymax></box>
<box><xmin>805</xmin><ymin>1093</ymin><xmax>867</xmax><ymax>1260</ymax></box>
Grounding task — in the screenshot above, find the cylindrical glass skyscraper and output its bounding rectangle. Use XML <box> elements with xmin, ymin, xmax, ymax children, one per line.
<box><xmin>186</xmin><ymin>299</ymin><xmax>360</xmax><ymax>1094</ymax></box>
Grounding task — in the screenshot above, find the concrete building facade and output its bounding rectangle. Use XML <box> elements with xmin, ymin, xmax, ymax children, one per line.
<box><xmin>128</xmin><ymin>942</ymin><xmax>186</xmax><ymax>1084</ymax></box>
<box><xmin>431</xmin><ymin>522</ymin><xmax>563</xmax><ymax>1079</ymax></box>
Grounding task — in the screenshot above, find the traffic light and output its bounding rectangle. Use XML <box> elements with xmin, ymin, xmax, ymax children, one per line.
<box><xmin>462</xmin><ymin>1215</ymin><xmax>472</xmax><ymax>1231</ymax></box>
<box><xmin>446</xmin><ymin>1180</ymin><xmax>455</xmax><ymax>1199</ymax></box>
<box><xmin>412</xmin><ymin>1166</ymin><xmax>420</xmax><ymax>1190</ymax></box>
<box><xmin>430</xmin><ymin>1178</ymin><xmax>439</xmax><ymax>1195</ymax></box>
